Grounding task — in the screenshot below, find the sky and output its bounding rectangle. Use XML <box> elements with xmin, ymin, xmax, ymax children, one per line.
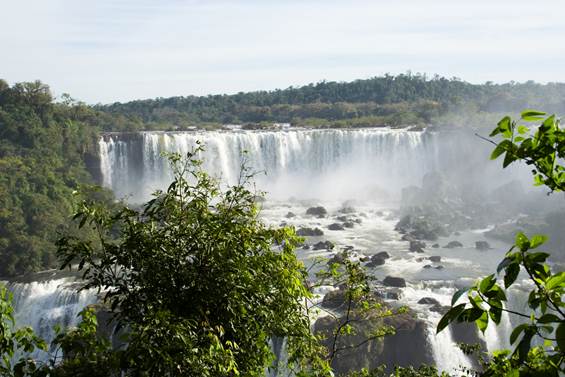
<box><xmin>2</xmin><ymin>0</ymin><xmax>565</xmax><ymax>104</ymax></box>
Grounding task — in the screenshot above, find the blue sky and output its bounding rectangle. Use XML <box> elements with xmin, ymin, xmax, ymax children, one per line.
<box><xmin>2</xmin><ymin>0</ymin><xmax>565</xmax><ymax>103</ymax></box>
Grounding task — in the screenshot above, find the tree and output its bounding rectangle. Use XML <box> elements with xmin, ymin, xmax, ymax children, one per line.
<box><xmin>56</xmin><ymin>147</ymin><xmax>330</xmax><ymax>376</ymax></box>
<box><xmin>437</xmin><ymin>110</ymin><xmax>565</xmax><ymax>375</ymax></box>
<box><xmin>0</xmin><ymin>284</ymin><xmax>46</xmax><ymax>377</ymax></box>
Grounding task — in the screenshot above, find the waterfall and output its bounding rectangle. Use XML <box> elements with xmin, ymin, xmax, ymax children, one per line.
<box><xmin>98</xmin><ymin>128</ymin><xmax>438</xmax><ymax>202</ymax></box>
<box><xmin>5</xmin><ymin>278</ymin><xmax>98</xmax><ymax>362</ymax></box>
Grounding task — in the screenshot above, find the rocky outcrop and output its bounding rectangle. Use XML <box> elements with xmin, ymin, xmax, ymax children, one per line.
<box><xmin>475</xmin><ymin>241</ymin><xmax>491</xmax><ymax>250</ymax></box>
<box><xmin>296</xmin><ymin>227</ymin><xmax>324</xmax><ymax>237</ymax></box>
<box><xmin>366</xmin><ymin>256</ymin><xmax>386</xmax><ymax>268</ymax></box>
<box><xmin>328</xmin><ymin>223</ymin><xmax>345</xmax><ymax>231</ymax></box>
<box><xmin>417</xmin><ymin>297</ymin><xmax>440</xmax><ymax>305</ymax></box>
<box><xmin>409</xmin><ymin>240</ymin><xmax>426</xmax><ymax>253</ymax></box>
<box><xmin>313</xmin><ymin>240</ymin><xmax>335</xmax><ymax>250</ymax></box>
<box><xmin>306</xmin><ymin>206</ymin><xmax>328</xmax><ymax>217</ymax></box>
<box><xmin>382</xmin><ymin>276</ymin><xmax>406</xmax><ymax>288</ymax></box>
<box><xmin>374</xmin><ymin>251</ymin><xmax>390</xmax><ymax>259</ymax></box>
<box><xmin>444</xmin><ymin>240</ymin><xmax>463</xmax><ymax>248</ymax></box>
<box><xmin>314</xmin><ymin>310</ymin><xmax>434</xmax><ymax>375</ymax></box>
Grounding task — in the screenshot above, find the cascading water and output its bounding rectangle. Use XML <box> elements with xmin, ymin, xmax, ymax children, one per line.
<box><xmin>5</xmin><ymin>278</ymin><xmax>98</xmax><ymax>362</ymax></box>
<box><xmin>99</xmin><ymin>128</ymin><xmax>438</xmax><ymax>202</ymax></box>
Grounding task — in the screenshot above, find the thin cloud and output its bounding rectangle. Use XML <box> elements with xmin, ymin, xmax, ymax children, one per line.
<box><xmin>1</xmin><ymin>0</ymin><xmax>564</xmax><ymax>103</ymax></box>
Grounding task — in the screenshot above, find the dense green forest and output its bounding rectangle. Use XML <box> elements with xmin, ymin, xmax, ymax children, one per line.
<box><xmin>0</xmin><ymin>80</ymin><xmax>117</xmax><ymax>277</ymax></box>
<box><xmin>100</xmin><ymin>74</ymin><xmax>565</xmax><ymax>130</ymax></box>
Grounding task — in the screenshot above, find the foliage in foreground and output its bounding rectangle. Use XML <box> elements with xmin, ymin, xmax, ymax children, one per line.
<box><xmin>438</xmin><ymin>110</ymin><xmax>565</xmax><ymax>375</ymax></box>
<box><xmin>56</xmin><ymin>147</ymin><xmax>332</xmax><ymax>376</ymax></box>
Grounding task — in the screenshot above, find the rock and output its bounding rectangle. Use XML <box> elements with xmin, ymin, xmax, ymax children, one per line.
<box><xmin>374</xmin><ymin>251</ymin><xmax>390</xmax><ymax>259</ymax></box>
<box><xmin>401</xmin><ymin>233</ymin><xmax>414</xmax><ymax>241</ymax></box>
<box><xmin>302</xmin><ymin>244</ymin><xmax>310</xmax><ymax>250</ymax></box>
<box><xmin>409</xmin><ymin>240</ymin><xmax>426</xmax><ymax>253</ymax></box>
<box><xmin>338</xmin><ymin>206</ymin><xmax>356</xmax><ymax>214</ymax></box>
<box><xmin>328</xmin><ymin>223</ymin><xmax>345</xmax><ymax>231</ymax></box>
<box><xmin>360</xmin><ymin>256</ymin><xmax>370</xmax><ymax>262</ymax></box>
<box><xmin>454</xmin><ymin>231</ymin><xmax>461</xmax><ymax>236</ymax></box>
<box><xmin>306</xmin><ymin>206</ymin><xmax>327</xmax><ymax>217</ymax></box>
<box><xmin>336</xmin><ymin>215</ymin><xmax>348</xmax><ymax>222</ymax></box>
<box><xmin>366</xmin><ymin>256</ymin><xmax>386</xmax><ymax>267</ymax></box>
<box><xmin>327</xmin><ymin>251</ymin><xmax>346</xmax><ymax>264</ymax></box>
<box><xmin>321</xmin><ymin>289</ymin><xmax>346</xmax><ymax>309</ymax></box>
<box><xmin>423</xmin><ymin>264</ymin><xmax>433</xmax><ymax>269</ymax></box>
<box><xmin>314</xmin><ymin>310</ymin><xmax>433</xmax><ymax>375</ymax></box>
<box><xmin>285</xmin><ymin>212</ymin><xmax>296</xmax><ymax>218</ymax></box>
<box><xmin>444</xmin><ymin>240</ymin><xmax>463</xmax><ymax>248</ymax></box>
<box><xmin>382</xmin><ymin>276</ymin><xmax>406</xmax><ymax>288</ymax></box>
<box><xmin>386</xmin><ymin>289</ymin><xmax>402</xmax><ymax>300</ymax></box>
<box><xmin>432</xmin><ymin>243</ymin><xmax>440</xmax><ymax>248</ymax></box>
<box><xmin>475</xmin><ymin>241</ymin><xmax>491</xmax><ymax>250</ymax></box>
<box><xmin>435</xmin><ymin>265</ymin><xmax>444</xmax><ymax>270</ymax></box>
<box><xmin>395</xmin><ymin>214</ymin><xmax>444</xmax><ymax>241</ymax></box>
<box><xmin>429</xmin><ymin>256</ymin><xmax>441</xmax><ymax>262</ymax></box>
<box><xmin>296</xmin><ymin>227</ymin><xmax>324</xmax><ymax>237</ymax></box>
<box><xmin>430</xmin><ymin>304</ymin><xmax>449</xmax><ymax>314</ymax></box>
<box><xmin>418</xmin><ymin>297</ymin><xmax>440</xmax><ymax>305</ymax></box>
<box><xmin>343</xmin><ymin>221</ymin><xmax>355</xmax><ymax>228</ymax></box>
<box><xmin>313</xmin><ymin>240</ymin><xmax>335</xmax><ymax>251</ymax></box>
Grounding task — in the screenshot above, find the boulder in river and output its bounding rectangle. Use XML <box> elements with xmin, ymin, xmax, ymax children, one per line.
<box><xmin>306</xmin><ymin>206</ymin><xmax>327</xmax><ymax>217</ymax></box>
<box><xmin>285</xmin><ymin>212</ymin><xmax>296</xmax><ymax>218</ymax></box>
<box><xmin>366</xmin><ymin>256</ymin><xmax>386</xmax><ymax>268</ymax></box>
<box><xmin>338</xmin><ymin>206</ymin><xmax>356</xmax><ymax>214</ymax></box>
<box><xmin>429</xmin><ymin>256</ymin><xmax>441</xmax><ymax>262</ymax></box>
<box><xmin>444</xmin><ymin>240</ymin><xmax>463</xmax><ymax>248</ymax></box>
<box><xmin>409</xmin><ymin>240</ymin><xmax>426</xmax><ymax>253</ymax></box>
<box><xmin>296</xmin><ymin>227</ymin><xmax>324</xmax><ymax>237</ymax></box>
<box><xmin>343</xmin><ymin>221</ymin><xmax>355</xmax><ymax>228</ymax></box>
<box><xmin>374</xmin><ymin>251</ymin><xmax>390</xmax><ymax>259</ymax></box>
<box><xmin>313</xmin><ymin>240</ymin><xmax>335</xmax><ymax>251</ymax></box>
<box><xmin>418</xmin><ymin>297</ymin><xmax>440</xmax><ymax>305</ymax></box>
<box><xmin>382</xmin><ymin>276</ymin><xmax>406</xmax><ymax>288</ymax></box>
<box><xmin>328</xmin><ymin>223</ymin><xmax>345</xmax><ymax>231</ymax></box>
<box><xmin>432</xmin><ymin>243</ymin><xmax>440</xmax><ymax>248</ymax></box>
<box><xmin>475</xmin><ymin>241</ymin><xmax>491</xmax><ymax>250</ymax></box>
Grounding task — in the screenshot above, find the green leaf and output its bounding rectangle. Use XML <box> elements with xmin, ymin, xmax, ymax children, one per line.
<box><xmin>538</xmin><ymin>313</ymin><xmax>560</xmax><ymax>324</ymax></box>
<box><xmin>488</xmin><ymin>306</ymin><xmax>502</xmax><ymax>324</ymax></box>
<box><xmin>529</xmin><ymin>234</ymin><xmax>548</xmax><ymax>249</ymax></box>
<box><xmin>479</xmin><ymin>274</ymin><xmax>496</xmax><ymax>294</ymax></box>
<box><xmin>451</xmin><ymin>288</ymin><xmax>469</xmax><ymax>306</ymax></box>
<box><xmin>510</xmin><ymin>323</ymin><xmax>528</xmax><ymax>345</ymax></box>
<box><xmin>517</xmin><ymin>125</ymin><xmax>530</xmax><ymax>134</ymax></box>
<box><xmin>502</xmin><ymin>151</ymin><xmax>516</xmax><ymax>168</ymax></box>
<box><xmin>516</xmin><ymin>330</ymin><xmax>534</xmax><ymax>362</ymax></box>
<box><xmin>546</xmin><ymin>272</ymin><xmax>565</xmax><ymax>291</ymax></box>
<box><xmin>515</xmin><ymin>232</ymin><xmax>529</xmax><ymax>250</ymax></box>
<box><xmin>520</xmin><ymin>109</ymin><xmax>546</xmax><ymax>121</ymax></box>
<box><xmin>497</xmin><ymin>257</ymin><xmax>512</xmax><ymax>273</ymax></box>
<box><xmin>475</xmin><ymin>311</ymin><xmax>489</xmax><ymax>333</ymax></box>
<box><xmin>504</xmin><ymin>263</ymin><xmax>520</xmax><ymax>289</ymax></box>
<box><xmin>556</xmin><ymin>322</ymin><xmax>565</xmax><ymax>351</ymax></box>
<box><xmin>437</xmin><ymin>304</ymin><xmax>466</xmax><ymax>333</ymax></box>
<box><xmin>490</xmin><ymin>140</ymin><xmax>511</xmax><ymax>160</ymax></box>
